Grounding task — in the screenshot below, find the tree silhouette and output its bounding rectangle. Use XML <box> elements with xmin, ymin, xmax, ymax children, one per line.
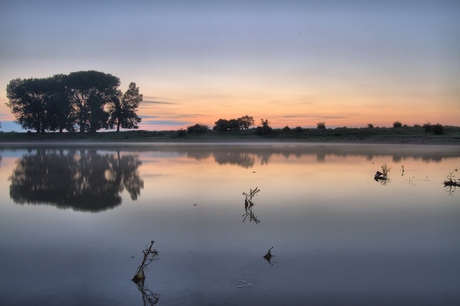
<box><xmin>65</xmin><ymin>71</ymin><xmax>120</xmax><ymax>133</ymax></box>
<box><xmin>6</xmin><ymin>71</ymin><xmax>143</xmax><ymax>133</ymax></box>
<box><xmin>256</xmin><ymin>118</ymin><xmax>273</xmax><ymax>135</ymax></box>
<box><xmin>213</xmin><ymin>115</ymin><xmax>254</xmax><ymax>131</ymax></box>
<box><xmin>6</xmin><ymin>77</ymin><xmax>65</xmax><ymax>133</ymax></box>
<box><xmin>238</xmin><ymin>115</ymin><xmax>254</xmax><ymax>130</ymax></box>
<box><xmin>109</xmin><ymin>82</ymin><xmax>143</xmax><ymax>132</ymax></box>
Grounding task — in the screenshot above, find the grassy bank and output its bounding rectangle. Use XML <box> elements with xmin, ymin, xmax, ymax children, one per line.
<box><xmin>1</xmin><ymin>126</ymin><xmax>460</xmax><ymax>144</ymax></box>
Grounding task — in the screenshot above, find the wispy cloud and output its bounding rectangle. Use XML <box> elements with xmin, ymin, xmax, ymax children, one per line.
<box><xmin>141</xmin><ymin>96</ymin><xmax>177</xmax><ymax>105</ymax></box>
<box><xmin>142</xmin><ymin>120</ymin><xmax>190</xmax><ymax>126</ymax></box>
<box><xmin>143</xmin><ymin>100</ymin><xmax>176</xmax><ymax>105</ymax></box>
<box><xmin>279</xmin><ymin>114</ymin><xmax>349</xmax><ymax>120</ymax></box>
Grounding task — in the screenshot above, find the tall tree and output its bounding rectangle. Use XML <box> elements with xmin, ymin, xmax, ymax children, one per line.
<box><xmin>109</xmin><ymin>82</ymin><xmax>143</xmax><ymax>132</ymax></box>
<box><xmin>6</xmin><ymin>77</ymin><xmax>56</xmax><ymax>133</ymax></box>
<box><xmin>64</xmin><ymin>71</ymin><xmax>120</xmax><ymax>133</ymax></box>
<box><xmin>44</xmin><ymin>74</ymin><xmax>72</xmax><ymax>133</ymax></box>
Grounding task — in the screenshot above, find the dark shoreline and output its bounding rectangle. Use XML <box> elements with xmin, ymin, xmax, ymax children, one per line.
<box><xmin>1</xmin><ymin>127</ymin><xmax>460</xmax><ymax>145</ymax></box>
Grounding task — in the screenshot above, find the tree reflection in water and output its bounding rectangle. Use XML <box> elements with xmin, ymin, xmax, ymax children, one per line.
<box><xmin>214</xmin><ymin>151</ymin><xmax>255</xmax><ymax>169</ymax></box>
<box><xmin>9</xmin><ymin>149</ymin><xmax>143</xmax><ymax>212</ymax></box>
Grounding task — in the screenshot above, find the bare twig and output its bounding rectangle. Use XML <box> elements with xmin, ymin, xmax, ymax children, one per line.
<box><xmin>242</xmin><ymin>187</ymin><xmax>260</xmax><ymax>201</ymax></box>
<box><xmin>132</xmin><ymin>241</ymin><xmax>159</xmax><ymax>283</ymax></box>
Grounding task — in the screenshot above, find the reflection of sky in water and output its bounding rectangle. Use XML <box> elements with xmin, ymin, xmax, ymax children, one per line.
<box><xmin>0</xmin><ymin>144</ymin><xmax>459</xmax><ymax>305</ymax></box>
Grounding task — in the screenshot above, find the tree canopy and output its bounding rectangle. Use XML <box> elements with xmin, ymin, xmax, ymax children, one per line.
<box><xmin>6</xmin><ymin>71</ymin><xmax>143</xmax><ymax>133</ymax></box>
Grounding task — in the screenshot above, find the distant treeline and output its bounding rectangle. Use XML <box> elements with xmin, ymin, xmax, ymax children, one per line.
<box><xmin>6</xmin><ymin>70</ymin><xmax>142</xmax><ymax>133</ymax></box>
<box><xmin>186</xmin><ymin>118</ymin><xmax>448</xmax><ymax>136</ymax></box>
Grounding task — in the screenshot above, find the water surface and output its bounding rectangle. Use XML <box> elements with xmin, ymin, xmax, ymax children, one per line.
<box><xmin>1</xmin><ymin>143</ymin><xmax>459</xmax><ymax>305</ymax></box>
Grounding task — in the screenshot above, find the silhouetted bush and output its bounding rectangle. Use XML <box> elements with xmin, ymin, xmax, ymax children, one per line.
<box><xmin>256</xmin><ymin>119</ymin><xmax>273</xmax><ymax>135</ymax></box>
<box><xmin>422</xmin><ymin>123</ymin><xmax>432</xmax><ymax>133</ymax></box>
<box><xmin>295</xmin><ymin>126</ymin><xmax>303</xmax><ymax>132</ymax></box>
<box><xmin>393</xmin><ymin>121</ymin><xmax>402</xmax><ymax>128</ymax></box>
<box><xmin>281</xmin><ymin>126</ymin><xmax>291</xmax><ymax>132</ymax></box>
<box><xmin>187</xmin><ymin>123</ymin><xmax>209</xmax><ymax>134</ymax></box>
<box><xmin>176</xmin><ymin>128</ymin><xmax>187</xmax><ymax>137</ymax></box>
<box><xmin>367</xmin><ymin>123</ymin><xmax>374</xmax><ymax>129</ymax></box>
<box><xmin>316</xmin><ymin>121</ymin><xmax>326</xmax><ymax>129</ymax></box>
<box><xmin>431</xmin><ymin>124</ymin><xmax>444</xmax><ymax>135</ymax></box>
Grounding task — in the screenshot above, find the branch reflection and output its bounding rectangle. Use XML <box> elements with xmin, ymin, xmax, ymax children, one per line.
<box><xmin>9</xmin><ymin>149</ymin><xmax>143</xmax><ymax>212</ymax></box>
<box><xmin>242</xmin><ymin>187</ymin><xmax>260</xmax><ymax>224</ymax></box>
<box><xmin>133</xmin><ymin>278</ymin><xmax>160</xmax><ymax>306</ymax></box>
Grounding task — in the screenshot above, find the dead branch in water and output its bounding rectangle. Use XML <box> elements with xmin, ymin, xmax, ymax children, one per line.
<box><xmin>242</xmin><ymin>187</ymin><xmax>260</xmax><ymax>201</ymax></box>
<box><xmin>132</xmin><ymin>241</ymin><xmax>159</xmax><ymax>283</ymax></box>
<box><xmin>444</xmin><ymin>171</ymin><xmax>460</xmax><ymax>187</ymax></box>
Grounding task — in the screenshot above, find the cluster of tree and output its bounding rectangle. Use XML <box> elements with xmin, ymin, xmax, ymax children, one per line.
<box><xmin>6</xmin><ymin>70</ymin><xmax>143</xmax><ymax>133</ymax></box>
<box><xmin>180</xmin><ymin>115</ymin><xmax>255</xmax><ymax>136</ymax></box>
<box><xmin>213</xmin><ymin>115</ymin><xmax>255</xmax><ymax>131</ymax></box>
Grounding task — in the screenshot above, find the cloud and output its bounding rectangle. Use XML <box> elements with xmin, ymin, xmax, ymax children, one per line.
<box><xmin>279</xmin><ymin>114</ymin><xmax>349</xmax><ymax>120</ymax></box>
<box><xmin>142</xmin><ymin>120</ymin><xmax>191</xmax><ymax>126</ymax></box>
<box><xmin>140</xmin><ymin>115</ymin><xmax>161</xmax><ymax>119</ymax></box>
<box><xmin>142</xmin><ymin>100</ymin><xmax>176</xmax><ymax>105</ymax></box>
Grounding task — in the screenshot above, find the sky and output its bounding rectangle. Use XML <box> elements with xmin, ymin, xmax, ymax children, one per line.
<box><xmin>1</xmin><ymin>0</ymin><xmax>459</xmax><ymax>132</ymax></box>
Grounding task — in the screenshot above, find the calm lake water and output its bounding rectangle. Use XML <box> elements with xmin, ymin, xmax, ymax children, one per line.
<box><xmin>1</xmin><ymin>143</ymin><xmax>459</xmax><ymax>306</ymax></box>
